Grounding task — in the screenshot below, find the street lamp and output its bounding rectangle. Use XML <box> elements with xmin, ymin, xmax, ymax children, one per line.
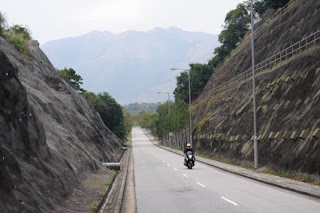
<box><xmin>170</xmin><ymin>67</ymin><xmax>192</xmax><ymax>147</ymax></box>
<box><xmin>250</xmin><ymin>0</ymin><xmax>258</xmax><ymax>169</ymax></box>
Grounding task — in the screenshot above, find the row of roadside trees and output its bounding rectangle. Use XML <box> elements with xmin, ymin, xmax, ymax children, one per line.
<box><xmin>135</xmin><ymin>0</ymin><xmax>291</xmax><ymax>141</ymax></box>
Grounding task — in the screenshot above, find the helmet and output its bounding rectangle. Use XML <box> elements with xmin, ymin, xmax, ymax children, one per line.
<box><xmin>187</xmin><ymin>143</ymin><xmax>191</xmax><ymax>147</ymax></box>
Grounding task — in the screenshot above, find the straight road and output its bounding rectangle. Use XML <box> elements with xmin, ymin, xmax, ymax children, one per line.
<box><xmin>132</xmin><ymin>127</ymin><xmax>320</xmax><ymax>213</ymax></box>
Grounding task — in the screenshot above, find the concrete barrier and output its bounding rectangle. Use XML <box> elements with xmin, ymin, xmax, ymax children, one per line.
<box><xmin>290</xmin><ymin>131</ymin><xmax>300</xmax><ymax>140</ymax></box>
<box><xmin>268</xmin><ymin>132</ymin><xmax>275</xmax><ymax>140</ymax></box>
<box><xmin>312</xmin><ymin>128</ymin><xmax>320</xmax><ymax>139</ymax></box>
<box><xmin>242</xmin><ymin>135</ymin><xmax>248</xmax><ymax>141</ymax></box>
<box><xmin>299</xmin><ymin>130</ymin><xmax>310</xmax><ymax>140</ymax></box>
<box><xmin>102</xmin><ymin>163</ymin><xmax>121</xmax><ymax>171</ymax></box>
<box><xmin>274</xmin><ymin>131</ymin><xmax>282</xmax><ymax>141</ymax></box>
<box><xmin>282</xmin><ymin>131</ymin><xmax>289</xmax><ymax>140</ymax></box>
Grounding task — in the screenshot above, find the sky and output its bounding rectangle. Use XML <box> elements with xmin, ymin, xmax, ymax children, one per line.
<box><xmin>1</xmin><ymin>0</ymin><xmax>244</xmax><ymax>44</ymax></box>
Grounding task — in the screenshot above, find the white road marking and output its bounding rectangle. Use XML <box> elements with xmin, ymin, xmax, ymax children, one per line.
<box><xmin>196</xmin><ymin>182</ymin><xmax>206</xmax><ymax>188</ymax></box>
<box><xmin>173</xmin><ymin>168</ymin><xmax>178</xmax><ymax>171</ymax></box>
<box><xmin>183</xmin><ymin>174</ymin><xmax>188</xmax><ymax>178</ymax></box>
<box><xmin>221</xmin><ymin>197</ymin><xmax>239</xmax><ymax>206</ymax></box>
<box><xmin>167</xmin><ymin>164</ymin><xmax>171</xmax><ymax>167</ymax></box>
<box><xmin>162</xmin><ymin>160</ymin><xmax>165</xmax><ymax>163</ymax></box>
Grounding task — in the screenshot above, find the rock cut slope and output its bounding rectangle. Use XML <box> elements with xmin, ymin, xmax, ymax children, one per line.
<box><xmin>0</xmin><ymin>37</ymin><xmax>123</xmax><ymax>212</ymax></box>
<box><xmin>190</xmin><ymin>0</ymin><xmax>320</xmax><ymax>174</ymax></box>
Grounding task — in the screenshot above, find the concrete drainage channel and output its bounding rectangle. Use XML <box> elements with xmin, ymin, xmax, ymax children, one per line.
<box><xmin>97</xmin><ymin>147</ymin><xmax>133</xmax><ymax>213</ymax></box>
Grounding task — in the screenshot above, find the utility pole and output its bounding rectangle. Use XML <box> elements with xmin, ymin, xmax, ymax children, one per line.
<box><xmin>250</xmin><ymin>0</ymin><xmax>258</xmax><ymax>169</ymax></box>
<box><xmin>171</xmin><ymin>68</ymin><xmax>192</xmax><ymax>147</ymax></box>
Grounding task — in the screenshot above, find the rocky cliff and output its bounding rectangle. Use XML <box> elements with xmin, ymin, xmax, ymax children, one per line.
<box><xmin>0</xmin><ymin>36</ymin><xmax>123</xmax><ymax>212</ymax></box>
<box><xmin>171</xmin><ymin>0</ymin><xmax>320</xmax><ymax>175</ymax></box>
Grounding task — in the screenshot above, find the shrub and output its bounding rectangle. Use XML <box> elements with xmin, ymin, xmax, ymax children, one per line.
<box><xmin>5</xmin><ymin>32</ymin><xmax>29</xmax><ymax>55</ymax></box>
<box><xmin>0</xmin><ymin>11</ymin><xmax>32</xmax><ymax>55</ymax></box>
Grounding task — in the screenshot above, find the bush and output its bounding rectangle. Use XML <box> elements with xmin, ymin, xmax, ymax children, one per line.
<box><xmin>3</xmin><ymin>25</ymin><xmax>31</xmax><ymax>55</ymax></box>
<box><xmin>58</xmin><ymin>68</ymin><xmax>86</xmax><ymax>93</ymax></box>
<box><xmin>0</xmin><ymin>11</ymin><xmax>32</xmax><ymax>55</ymax></box>
<box><xmin>5</xmin><ymin>32</ymin><xmax>28</xmax><ymax>55</ymax></box>
<box><xmin>8</xmin><ymin>25</ymin><xmax>31</xmax><ymax>40</ymax></box>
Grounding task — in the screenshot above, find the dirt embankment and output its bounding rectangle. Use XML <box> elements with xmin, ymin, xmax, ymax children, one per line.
<box><xmin>0</xmin><ymin>37</ymin><xmax>123</xmax><ymax>212</ymax></box>
<box><xmin>188</xmin><ymin>0</ymin><xmax>320</xmax><ymax>175</ymax></box>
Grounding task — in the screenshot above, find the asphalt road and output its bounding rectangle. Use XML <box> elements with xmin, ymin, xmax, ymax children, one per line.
<box><xmin>132</xmin><ymin>127</ymin><xmax>320</xmax><ymax>213</ymax></box>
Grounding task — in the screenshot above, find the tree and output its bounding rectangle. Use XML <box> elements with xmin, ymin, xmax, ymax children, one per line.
<box><xmin>265</xmin><ymin>0</ymin><xmax>290</xmax><ymax>9</ymax></box>
<box><xmin>174</xmin><ymin>63</ymin><xmax>213</xmax><ymax>104</ymax></box>
<box><xmin>253</xmin><ymin>0</ymin><xmax>291</xmax><ymax>17</ymax></box>
<box><xmin>58</xmin><ymin>68</ymin><xmax>86</xmax><ymax>93</ymax></box>
<box><xmin>216</xmin><ymin>3</ymin><xmax>250</xmax><ymax>56</ymax></box>
<box><xmin>83</xmin><ymin>92</ymin><xmax>127</xmax><ymax>140</ymax></box>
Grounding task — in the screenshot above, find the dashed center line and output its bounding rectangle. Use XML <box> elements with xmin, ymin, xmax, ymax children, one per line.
<box><xmin>183</xmin><ymin>174</ymin><xmax>188</xmax><ymax>178</ymax></box>
<box><xmin>221</xmin><ymin>197</ymin><xmax>239</xmax><ymax>206</ymax></box>
<box><xmin>196</xmin><ymin>182</ymin><xmax>206</xmax><ymax>188</ymax></box>
<box><xmin>173</xmin><ymin>168</ymin><xmax>178</xmax><ymax>171</ymax></box>
<box><xmin>167</xmin><ymin>164</ymin><xmax>171</xmax><ymax>167</ymax></box>
<box><xmin>162</xmin><ymin>160</ymin><xmax>165</xmax><ymax>163</ymax></box>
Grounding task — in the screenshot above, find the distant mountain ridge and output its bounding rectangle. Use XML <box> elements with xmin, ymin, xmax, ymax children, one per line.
<box><xmin>41</xmin><ymin>27</ymin><xmax>219</xmax><ymax>104</ymax></box>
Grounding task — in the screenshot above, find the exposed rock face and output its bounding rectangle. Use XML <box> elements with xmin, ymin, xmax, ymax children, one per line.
<box><xmin>0</xmin><ymin>37</ymin><xmax>123</xmax><ymax>212</ymax></box>
<box><xmin>187</xmin><ymin>0</ymin><xmax>320</xmax><ymax>174</ymax></box>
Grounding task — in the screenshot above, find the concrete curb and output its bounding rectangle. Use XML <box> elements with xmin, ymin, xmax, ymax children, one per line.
<box><xmin>114</xmin><ymin>148</ymin><xmax>131</xmax><ymax>213</ymax></box>
<box><xmin>143</xmin><ymin>130</ymin><xmax>320</xmax><ymax>200</ymax></box>
<box><xmin>96</xmin><ymin>169</ymin><xmax>119</xmax><ymax>212</ymax></box>
<box><xmin>97</xmin><ymin>148</ymin><xmax>131</xmax><ymax>213</ymax></box>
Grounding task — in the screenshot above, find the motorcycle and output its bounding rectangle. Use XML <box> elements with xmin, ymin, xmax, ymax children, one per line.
<box><xmin>184</xmin><ymin>151</ymin><xmax>195</xmax><ymax>169</ymax></box>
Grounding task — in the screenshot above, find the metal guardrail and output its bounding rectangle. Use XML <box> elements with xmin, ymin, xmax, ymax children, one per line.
<box><xmin>210</xmin><ymin>29</ymin><xmax>320</xmax><ymax>94</ymax></box>
<box><xmin>206</xmin><ymin>0</ymin><xmax>300</xmax><ymax>90</ymax></box>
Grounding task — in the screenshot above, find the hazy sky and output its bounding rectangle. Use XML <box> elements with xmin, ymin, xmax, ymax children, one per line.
<box><xmin>1</xmin><ymin>0</ymin><xmax>244</xmax><ymax>44</ymax></box>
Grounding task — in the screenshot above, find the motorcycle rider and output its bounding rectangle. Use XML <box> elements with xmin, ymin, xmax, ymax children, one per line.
<box><xmin>184</xmin><ymin>143</ymin><xmax>194</xmax><ymax>155</ymax></box>
<box><xmin>183</xmin><ymin>143</ymin><xmax>195</xmax><ymax>166</ymax></box>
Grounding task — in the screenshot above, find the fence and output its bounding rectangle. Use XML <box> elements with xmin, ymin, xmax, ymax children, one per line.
<box><xmin>209</xmin><ymin>29</ymin><xmax>320</xmax><ymax>94</ymax></box>
<box><xmin>204</xmin><ymin>0</ymin><xmax>300</xmax><ymax>92</ymax></box>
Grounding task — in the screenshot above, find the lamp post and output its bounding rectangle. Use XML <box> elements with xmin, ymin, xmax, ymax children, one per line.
<box><xmin>170</xmin><ymin>68</ymin><xmax>192</xmax><ymax>147</ymax></box>
<box><xmin>250</xmin><ymin>0</ymin><xmax>258</xmax><ymax>169</ymax></box>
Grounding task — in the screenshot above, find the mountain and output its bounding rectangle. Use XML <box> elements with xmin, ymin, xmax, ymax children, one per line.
<box><xmin>41</xmin><ymin>27</ymin><xmax>219</xmax><ymax>104</ymax></box>
<box><xmin>124</xmin><ymin>102</ymin><xmax>160</xmax><ymax>114</ymax></box>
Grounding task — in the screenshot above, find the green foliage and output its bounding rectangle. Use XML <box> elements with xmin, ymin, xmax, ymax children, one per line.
<box><xmin>3</xmin><ymin>25</ymin><xmax>31</xmax><ymax>55</ymax></box>
<box><xmin>265</xmin><ymin>0</ymin><xmax>291</xmax><ymax>9</ymax></box>
<box><xmin>6</xmin><ymin>33</ymin><xmax>27</xmax><ymax>54</ymax></box>
<box><xmin>174</xmin><ymin>63</ymin><xmax>213</xmax><ymax>104</ymax></box>
<box><xmin>0</xmin><ymin>12</ymin><xmax>32</xmax><ymax>55</ymax></box>
<box><xmin>215</xmin><ymin>3</ymin><xmax>250</xmax><ymax>59</ymax></box>
<box><xmin>123</xmin><ymin>102</ymin><xmax>160</xmax><ymax>114</ymax></box>
<box><xmin>58</xmin><ymin>68</ymin><xmax>86</xmax><ymax>93</ymax></box>
<box><xmin>123</xmin><ymin>111</ymin><xmax>134</xmax><ymax>139</ymax></box>
<box><xmin>253</xmin><ymin>0</ymin><xmax>291</xmax><ymax>16</ymax></box>
<box><xmin>83</xmin><ymin>92</ymin><xmax>129</xmax><ymax>140</ymax></box>
<box><xmin>136</xmin><ymin>101</ymin><xmax>189</xmax><ymax>139</ymax></box>
<box><xmin>7</xmin><ymin>25</ymin><xmax>31</xmax><ymax>40</ymax></box>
